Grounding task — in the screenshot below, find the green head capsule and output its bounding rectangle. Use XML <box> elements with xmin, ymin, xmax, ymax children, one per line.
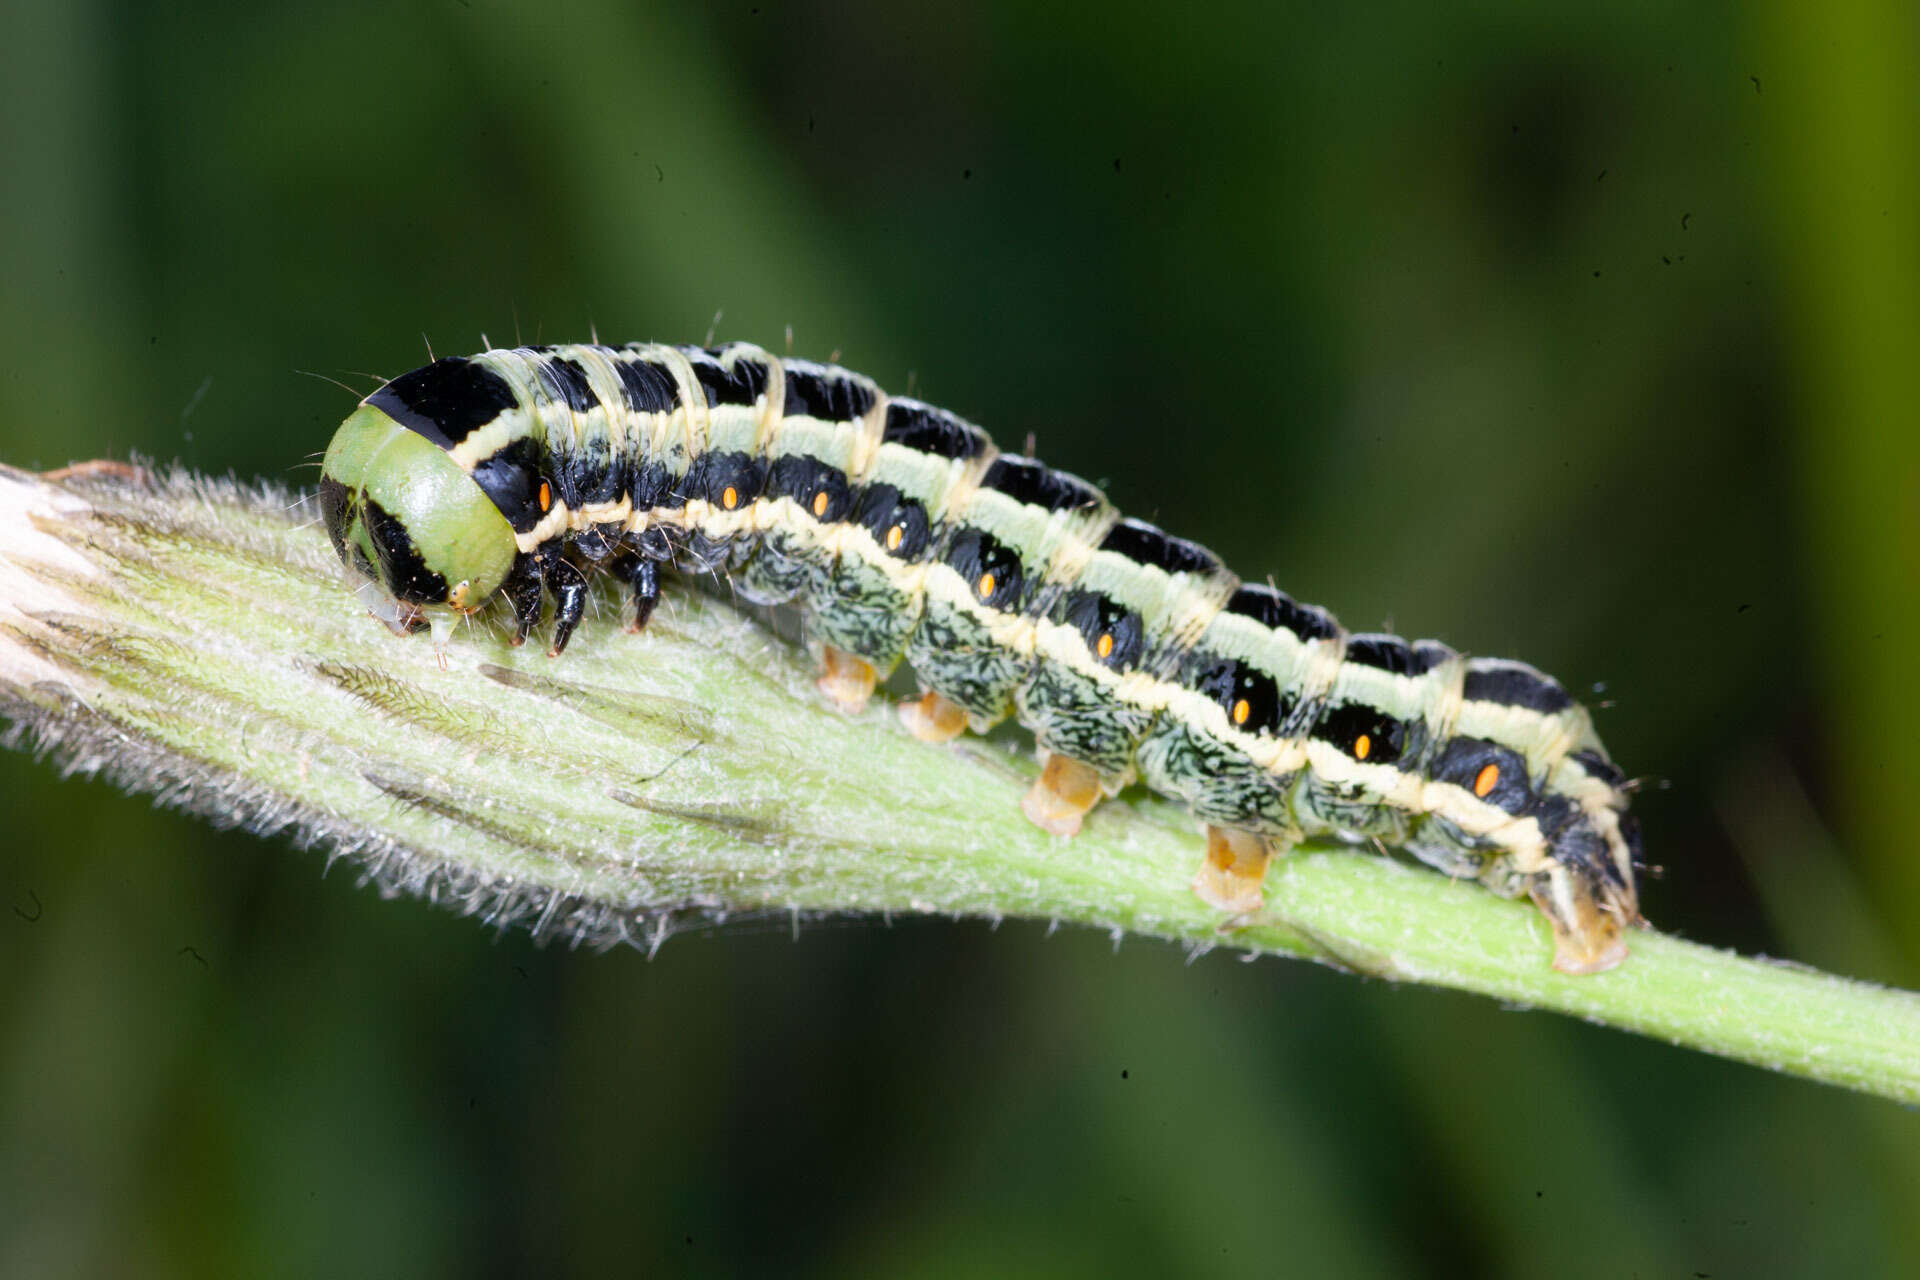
<box><xmin>318</xmin><ymin>403</ymin><xmax>518</xmax><ymax>614</ymax></box>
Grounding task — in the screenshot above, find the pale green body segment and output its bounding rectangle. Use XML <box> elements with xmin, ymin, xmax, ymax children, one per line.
<box><xmin>803</xmin><ymin>417</ymin><xmax>999</xmax><ymax>671</ymax></box>
<box><xmin>1288</xmin><ymin>653</ymin><xmax>1462</xmax><ymax>843</ymax></box>
<box><xmin>907</xmin><ymin>481</ymin><xmax>1119</xmax><ymax>731</ymax></box>
<box><xmin>1165</xmin><ymin>607</ymin><xmax>1342</xmax><ymax>771</ymax></box>
<box><xmin>1454</xmin><ymin>695</ymin><xmax>1592</xmax><ymax>764</ymax></box>
<box><xmin>867</xmin><ymin>434</ymin><xmax>985</xmax><ymax>514</ymax></box>
<box><xmin>622</xmin><ymin>342</ymin><xmax>708</xmax><ymax>516</ymax></box>
<box><xmin>1135</xmin><ymin>603</ymin><xmax>1345</xmax><ymax>835</ymax></box>
<box><xmin>962</xmin><ymin>486</ymin><xmax>1119</xmax><ymax>602</ymax></box>
<box><xmin>1073</xmin><ymin>547</ymin><xmax>1236</xmax><ymax>674</ymax></box>
<box><xmin>1018</xmin><ymin>543</ymin><xmax>1238</xmax><ymax>783</ymax></box>
<box><xmin>738</xmin><ymin>360</ymin><xmax>885</xmax><ymax>607</ymax></box>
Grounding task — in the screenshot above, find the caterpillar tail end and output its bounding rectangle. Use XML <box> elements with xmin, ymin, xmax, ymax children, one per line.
<box><xmin>1021</xmin><ymin>752</ymin><xmax>1104</xmax><ymax>837</ymax></box>
<box><xmin>816</xmin><ymin>646</ymin><xmax>878</xmax><ymax>714</ymax></box>
<box><xmin>1192</xmin><ymin>825</ymin><xmax>1276</xmax><ymax>914</ymax></box>
<box><xmin>1530</xmin><ymin>867</ymin><xmax>1636</xmax><ymax>976</ymax></box>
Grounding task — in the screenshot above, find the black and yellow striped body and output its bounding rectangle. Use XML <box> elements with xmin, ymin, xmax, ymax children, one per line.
<box><xmin>319</xmin><ymin>340</ymin><xmax>1644</xmax><ymax>973</ymax></box>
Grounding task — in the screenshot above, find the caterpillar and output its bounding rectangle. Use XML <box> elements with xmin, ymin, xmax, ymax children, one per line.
<box><xmin>318</xmin><ymin>340</ymin><xmax>1644</xmax><ymax>973</ymax></box>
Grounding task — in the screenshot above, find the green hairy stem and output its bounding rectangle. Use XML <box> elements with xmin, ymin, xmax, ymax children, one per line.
<box><xmin>1</xmin><ymin>462</ymin><xmax>1916</xmax><ymax>1104</ymax></box>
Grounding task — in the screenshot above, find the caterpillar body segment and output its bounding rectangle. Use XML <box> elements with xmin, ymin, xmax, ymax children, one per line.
<box><xmin>1020</xmin><ymin>519</ymin><xmax>1238</xmax><ymax>786</ymax></box>
<box><xmin>804</xmin><ymin>398</ymin><xmax>999</xmax><ymax>714</ymax></box>
<box><xmin>318</xmin><ymin>340</ymin><xmax>1644</xmax><ymax>973</ymax></box>
<box><xmin>907</xmin><ymin>455</ymin><xmax>1119</xmax><ymax>734</ymax></box>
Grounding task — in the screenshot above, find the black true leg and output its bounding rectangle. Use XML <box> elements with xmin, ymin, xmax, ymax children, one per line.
<box><xmin>626</xmin><ymin>558</ymin><xmax>661</xmax><ymax>633</ymax></box>
<box><xmin>501</xmin><ymin>553</ymin><xmax>544</xmax><ymax>647</ymax></box>
<box><xmin>539</xmin><ymin>547</ymin><xmax>590</xmax><ymax>656</ymax></box>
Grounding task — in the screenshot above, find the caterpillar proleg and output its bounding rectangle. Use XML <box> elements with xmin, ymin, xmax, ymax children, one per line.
<box><xmin>319</xmin><ymin>341</ymin><xmax>1644</xmax><ymax>973</ymax></box>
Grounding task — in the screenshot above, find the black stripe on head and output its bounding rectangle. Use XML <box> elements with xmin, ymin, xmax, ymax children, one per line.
<box><xmin>1568</xmin><ymin>748</ymin><xmax>1626</xmax><ymax>789</ymax></box>
<box><xmin>783</xmin><ymin>363</ymin><xmax>876</xmax><ymax>421</ymax></box>
<box><xmin>853</xmin><ymin>483</ymin><xmax>933</xmax><ymax>561</ymax></box>
<box><xmin>318</xmin><ymin>475</ymin><xmax>352</xmax><ymax>561</ymax></box>
<box><xmin>368</xmin><ymin>358</ymin><xmax>518</xmax><ymax>451</ymax></box>
<box><xmin>1312</xmin><ymin>701</ymin><xmax>1410</xmax><ymax>765</ymax></box>
<box><xmin>1343</xmin><ymin>633</ymin><xmax>1453</xmax><ymax>676</ymax></box>
<box><xmin>1462</xmin><ymin>660</ymin><xmax>1574</xmax><ymax>714</ymax></box>
<box><xmin>675</xmin><ymin>449</ymin><xmax>767</xmax><ymax>511</ymax></box>
<box><xmin>768</xmin><ymin>454</ymin><xmax>853</xmax><ymax>522</ymax></box>
<box><xmin>1056</xmin><ymin>588</ymin><xmax>1145</xmax><ymax>671</ymax></box>
<box><xmin>613</xmin><ymin>356</ymin><xmax>681</xmax><ymax>415</ymax></box>
<box><xmin>981</xmin><ymin>457</ymin><xmax>1103</xmax><ymax>513</ymax></box>
<box><xmin>469</xmin><ymin>436</ymin><xmax>549</xmax><ymax>533</ymax></box>
<box><xmin>943</xmin><ymin>527</ymin><xmax>1027</xmax><ymax>611</ymax></box>
<box><xmin>881</xmin><ymin>400</ymin><xmax>990</xmax><ymax>460</ymax></box>
<box><xmin>1188</xmin><ymin>651</ymin><xmax>1290</xmax><ymax>737</ymax></box>
<box><xmin>682</xmin><ymin>347</ymin><xmax>768</xmax><ymax>408</ymax></box>
<box><xmin>538</xmin><ymin>357</ymin><xmax>600</xmax><ymax>413</ymax></box>
<box><xmin>361</xmin><ymin>495</ymin><xmax>450</xmax><ymax>604</ymax></box>
<box><xmin>1224</xmin><ymin>583</ymin><xmax>1340</xmax><ymax>642</ymax></box>
<box><xmin>1097</xmin><ymin>518</ymin><xmax>1222</xmax><ymax>576</ymax></box>
<box><xmin>1430</xmin><ymin>736</ymin><xmax>1534</xmax><ymax>815</ymax></box>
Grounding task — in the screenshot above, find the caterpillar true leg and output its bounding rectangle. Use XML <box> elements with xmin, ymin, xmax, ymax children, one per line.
<box><xmin>817</xmin><ymin>645</ymin><xmax>878</xmax><ymax>713</ymax></box>
<box><xmin>1192</xmin><ymin>825</ymin><xmax>1278</xmax><ymax>914</ymax></box>
<box><xmin>898</xmin><ymin>689</ymin><xmax>968</xmax><ymax>743</ymax></box>
<box><xmin>626</xmin><ymin>558</ymin><xmax>661</xmax><ymax>633</ymax></box>
<box><xmin>538</xmin><ymin>547</ymin><xmax>589</xmax><ymax>656</ymax></box>
<box><xmin>1020</xmin><ymin>751</ymin><xmax>1104</xmax><ymax>837</ymax></box>
<box><xmin>500</xmin><ymin>554</ymin><xmax>544</xmax><ymax>647</ymax></box>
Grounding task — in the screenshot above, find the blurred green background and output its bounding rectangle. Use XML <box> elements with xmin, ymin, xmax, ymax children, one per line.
<box><xmin>3</xmin><ymin>0</ymin><xmax>1917</xmax><ymax>1274</ymax></box>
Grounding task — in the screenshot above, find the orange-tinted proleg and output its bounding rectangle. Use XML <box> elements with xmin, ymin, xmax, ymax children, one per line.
<box><xmin>1020</xmin><ymin>752</ymin><xmax>1104</xmax><ymax>837</ymax></box>
<box><xmin>1192</xmin><ymin>825</ymin><xmax>1277</xmax><ymax>914</ymax></box>
<box><xmin>816</xmin><ymin>645</ymin><xmax>878</xmax><ymax>714</ymax></box>
<box><xmin>898</xmin><ymin>689</ymin><xmax>968</xmax><ymax>743</ymax></box>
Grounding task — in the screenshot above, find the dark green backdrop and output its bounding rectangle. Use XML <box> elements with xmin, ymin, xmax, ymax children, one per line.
<box><xmin>3</xmin><ymin>1</ymin><xmax>1917</xmax><ymax>1274</ymax></box>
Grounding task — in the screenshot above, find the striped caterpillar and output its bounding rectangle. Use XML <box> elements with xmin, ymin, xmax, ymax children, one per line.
<box><xmin>318</xmin><ymin>341</ymin><xmax>1644</xmax><ymax>973</ymax></box>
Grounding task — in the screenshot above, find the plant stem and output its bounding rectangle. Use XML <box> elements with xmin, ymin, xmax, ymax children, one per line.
<box><xmin>2</xmin><ymin>462</ymin><xmax>1916</xmax><ymax>1104</ymax></box>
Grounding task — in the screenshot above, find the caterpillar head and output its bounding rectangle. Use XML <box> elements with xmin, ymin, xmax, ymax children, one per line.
<box><xmin>318</xmin><ymin>403</ymin><xmax>518</xmax><ymax>624</ymax></box>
